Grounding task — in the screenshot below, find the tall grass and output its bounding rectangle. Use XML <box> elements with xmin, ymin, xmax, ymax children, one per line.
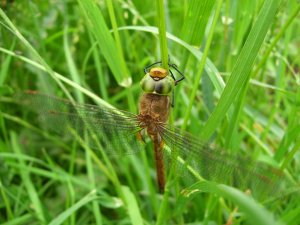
<box><xmin>0</xmin><ymin>0</ymin><xmax>300</xmax><ymax>224</ymax></box>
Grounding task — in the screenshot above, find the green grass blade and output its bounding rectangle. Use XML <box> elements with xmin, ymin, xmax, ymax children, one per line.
<box><xmin>85</xmin><ymin>136</ymin><xmax>103</xmax><ymax>225</ymax></box>
<box><xmin>0</xmin><ymin>39</ymin><xmax>15</xmax><ymax>85</ymax></box>
<box><xmin>48</xmin><ymin>190</ymin><xmax>99</xmax><ymax>225</ymax></box>
<box><xmin>63</xmin><ymin>26</ymin><xmax>84</xmax><ymax>103</ymax></box>
<box><xmin>183</xmin><ymin>181</ymin><xmax>284</xmax><ymax>225</ymax></box>
<box><xmin>199</xmin><ymin>0</ymin><xmax>281</xmax><ymax>140</ymax></box>
<box><xmin>181</xmin><ymin>0</ymin><xmax>216</xmax><ymax>46</ymax></box>
<box><xmin>0</xmin><ymin>8</ymin><xmax>73</xmax><ymax>101</ymax></box>
<box><xmin>0</xmin><ymin>180</ymin><xmax>13</xmax><ymax>220</ymax></box>
<box><xmin>10</xmin><ymin>131</ymin><xmax>46</xmax><ymax>223</ymax></box>
<box><xmin>87</xmin><ymin>32</ymin><xmax>109</xmax><ymax>101</ymax></box>
<box><xmin>181</xmin><ymin>0</ymin><xmax>224</xmax><ymax>131</ymax></box>
<box><xmin>121</xmin><ymin>186</ymin><xmax>144</xmax><ymax>225</ymax></box>
<box><xmin>1</xmin><ymin>214</ymin><xmax>33</xmax><ymax>225</ymax></box>
<box><xmin>254</xmin><ymin>4</ymin><xmax>300</xmax><ymax>75</ymax></box>
<box><xmin>156</xmin><ymin>0</ymin><xmax>169</xmax><ymax>67</ymax></box>
<box><xmin>0</xmin><ymin>47</ymin><xmax>114</xmax><ymax>109</ymax></box>
<box><xmin>77</xmin><ymin>0</ymin><xmax>131</xmax><ymax>87</ymax></box>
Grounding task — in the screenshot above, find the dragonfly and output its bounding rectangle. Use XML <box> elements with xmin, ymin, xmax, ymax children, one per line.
<box><xmin>17</xmin><ymin>61</ymin><xmax>283</xmax><ymax>198</ymax></box>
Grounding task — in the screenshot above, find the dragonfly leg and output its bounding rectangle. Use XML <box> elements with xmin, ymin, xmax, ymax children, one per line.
<box><xmin>169</xmin><ymin>64</ymin><xmax>185</xmax><ymax>85</ymax></box>
<box><xmin>144</xmin><ymin>61</ymin><xmax>162</xmax><ymax>74</ymax></box>
<box><xmin>137</xmin><ymin>131</ymin><xmax>146</xmax><ymax>144</ymax></box>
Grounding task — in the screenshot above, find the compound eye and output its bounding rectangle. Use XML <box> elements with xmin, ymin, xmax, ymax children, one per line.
<box><xmin>140</xmin><ymin>74</ymin><xmax>155</xmax><ymax>93</ymax></box>
<box><xmin>155</xmin><ymin>79</ymin><xmax>173</xmax><ymax>94</ymax></box>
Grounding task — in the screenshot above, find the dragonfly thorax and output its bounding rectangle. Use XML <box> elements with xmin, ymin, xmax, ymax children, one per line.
<box><xmin>138</xmin><ymin>93</ymin><xmax>170</xmax><ymax>136</ymax></box>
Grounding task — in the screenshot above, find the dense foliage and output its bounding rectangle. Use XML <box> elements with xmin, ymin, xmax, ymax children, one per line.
<box><xmin>0</xmin><ymin>0</ymin><xmax>299</xmax><ymax>224</ymax></box>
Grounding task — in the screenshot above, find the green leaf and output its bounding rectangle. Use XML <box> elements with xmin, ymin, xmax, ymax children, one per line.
<box><xmin>181</xmin><ymin>0</ymin><xmax>216</xmax><ymax>45</ymax></box>
<box><xmin>183</xmin><ymin>181</ymin><xmax>284</xmax><ymax>225</ymax></box>
<box><xmin>10</xmin><ymin>131</ymin><xmax>46</xmax><ymax>224</ymax></box>
<box><xmin>200</xmin><ymin>0</ymin><xmax>281</xmax><ymax>140</ymax></box>
<box><xmin>48</xmin><ymin>190</ymin><xmax>99</xmax><ymax>225</ymax></box>
<box><xmin>121</xmin><ymin>186</ymin><xmax>144</xmax><ymax>225</ymax></box>
<box><xmin>77</xmin><ymin>0</ymin><xmax>131</xmax><ymax>87</ymax></box>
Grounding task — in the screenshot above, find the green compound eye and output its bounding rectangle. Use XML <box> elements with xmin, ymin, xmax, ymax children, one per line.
<box><xmin>140</xmin><ymin>74</ymin><xmax>155</xmax><ymax>93</ymax></box>
<box><xmin>140</xmin><ymin>73</ymin><xmax>175</xmax><ymax>95</ymax></box>
<box><xmin>154</xmin><ymin>76</ymin><xmax>174</xmax><ymax>94</ymax></box>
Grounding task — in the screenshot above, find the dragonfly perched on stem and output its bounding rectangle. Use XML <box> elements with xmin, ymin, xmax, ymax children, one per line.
<box><xmin>17</xmin><ymin>61</ymin><xmax>283</xmax><ymax>198</ymax></box>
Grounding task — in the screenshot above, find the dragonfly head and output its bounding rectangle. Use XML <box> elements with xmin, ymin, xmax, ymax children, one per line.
<box><xmin>140</xmin><ymin>68</ymin><xmax>175</xmax><ymax>95</ymax></box>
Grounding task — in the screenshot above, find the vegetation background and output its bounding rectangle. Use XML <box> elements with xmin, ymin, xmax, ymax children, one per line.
<box><xmin>0</xmin><ymin>0</ymin><xmax>299</xmax><ymax>224</ymax></box>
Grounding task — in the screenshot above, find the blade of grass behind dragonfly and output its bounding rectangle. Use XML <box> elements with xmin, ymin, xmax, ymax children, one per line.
<box><xmin>86</xmin><ymin>31</ymin><xmax>109</xmax><ymax>101</ymax></box>
<box><xmin>0</xmin><ymin>46</ymin><xmax>110</xmax><ymax>115</ymax></box>
<box><xmin>253</xmin><ymin>3</ymin><xmax>300</xmax><ymax>76</ymax></box>
<box><xmin>155</xmin><ymin>0</ymin><xmax>169</xmax><ymax>68</ymax></box>
<box><xmin>84</xmin><ymin>127</ymin><xmax>148</xmax><ymax>225</ymax></box>
<box><xmin>181</xmin><ymin>181</ymin><xmax>284</xmax><ymax>225</ymax></box>
<box><xmin>268</xmin><ymin>6</ymin><xmax>300</xmax><ymax>163</ymax></box>
<box><xmin>77</xmin><ymin>0</ymin><xmax>131</xmax><ymax>88</ymax></box>
<box><xmin>226</xmin><ymin>3</ymin><xmax>300</xmax><ymax>150</ymax></box>
<box><xmin>48</xmin><ymin>190</ymin><xmax>99</xmax><ymax>225</ymax></box>
<box><xmin>121</xmin><ymin>186</ymin><xmax>144</xmax><ymax>225</ymax></box>
<box><xmin>0</xmin><ymin>9</ymin><xmax>73</xmax><ymax>102</ymax></box>
<box><xmin>10</xmin><ymin>131</ymin><xmax>47</xmax><ymax>224</ymax></box>
<box><xmin>199</xmin><ymin>0</ymin><xmax>281</xmax><ymax>141</ymax></box>
<box><xmin>277</xmin><ymin>89</ymin><xmax>300</xmax><ymax>170</ymax></box>
<box><xmin>181</xmin><ymin>0</ymin><xmax>216</xmax><ymax>46</ymax></box>
<box><xmin>63</xmin><ymin>25</ymin><xmax>84</xmax><ymax>103</ymax></box>
<box><xmin>0</xmin><ymin>48</ymin><xmax>114</xmax><ymax>110</ymax></box>
<box><xmin>179</xmin><ymin>0</ymin><xmax>216</xmax><ymax>70</ymax></box>
<box><xmin>84</xmin><ymin>132</ymin><xmax>103</xmax><ymax>225</ymax></box>
<box><xmin>0</xmin><ymin>38</ymin><xmax>15</xmax><ymax>86</ymax></box>
<box><xmin>69</xmin><ymin>127</ymin><xmax>126</xmax><ymax>202</ymax></box>
<box><xmin>181</xmin><ymin>0</ymin><xmax>223</xmax><ymax>132</ymax></box>
<box><xmin>103</xmin><ymin>0</ymin><xmax>137</xmax><ymax>113</ymax></box>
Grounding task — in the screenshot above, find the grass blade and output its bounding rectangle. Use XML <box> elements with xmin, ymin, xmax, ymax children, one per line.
<box><xmin>156</xmin><ymin>0</ymin><xmax>169</xmax><ymax>67</ymax></box>
<box><xmin>183</xmin><ymin>181</ymin><xmax>284</xmax><ymax>225</ymax></box>
<box><xmin>10</xmin><ymin>131</ymin><xmax>46</xmax><ymax>223</ymax></box>
<box><xmin>200</xmin><ymin>0</ymin><xmax>281</xmax><ymax>140</ymax></box>
<box><xmin>181</xmin><ymin>0</ymin><xmax>224</xmax><ymax>131</ymax></box>
<box><xmin>121</xmin><ymin>186</ymin><xmax>144</xmax><ymax>225</ymax></box>
<box><xmin>77</xmin><ymin>0</ymin><xmax>131</xmax><ymax>87</ymax></box>
<box><xmin>48</xmin><ymin>190</ymin><xmax>99</xmax><ymax>225</ymax></box>
<box><xmin>181</xmin><ymin>0</ymin><xmax>216</xmax><ymax>46</ymax></box>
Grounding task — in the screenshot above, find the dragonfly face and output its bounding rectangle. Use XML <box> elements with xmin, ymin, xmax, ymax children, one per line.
<box><xmin>140</xmin><ymin>67</ymin><xmax>175</xmax><ymax>95</ymax></box>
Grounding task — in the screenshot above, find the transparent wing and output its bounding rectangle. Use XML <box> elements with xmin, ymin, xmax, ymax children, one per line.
<box><xmin>158</xmin><ymin>123</ymin><xmax>283</xmax><ymax>198</ymax></box>
<box><xmin>17</xmin><ymin>92</ymin><xmax>144</xmax><ymax>155</ymax></box>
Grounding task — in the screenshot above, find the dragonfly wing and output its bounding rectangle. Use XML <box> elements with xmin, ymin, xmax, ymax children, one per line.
<box><xmin>17</xmin><ymin>92</ymin><xmax>144</xmax><ymax>155</ymax></box>
<box><xmin>158</xmin><ymin>123</ymin><xmax>283</xmax><ymax>198</ymax></box>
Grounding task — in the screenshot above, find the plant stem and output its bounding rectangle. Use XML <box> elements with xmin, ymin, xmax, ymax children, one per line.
<box><xmin>156</xmin><ymin>0</ymin><xmax>169</xmax><ymax>69</ymax></box>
